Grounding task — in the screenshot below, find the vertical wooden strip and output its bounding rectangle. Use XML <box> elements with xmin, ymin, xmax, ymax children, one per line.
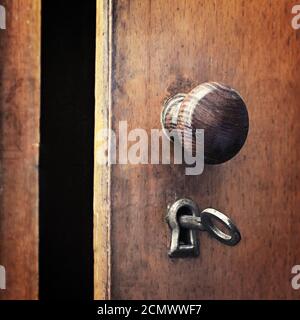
<box><xmin>94</xmin><ymin>0</ymin><xmax>112</xmax><ymax>300</ymax></box>
<box><xmin>0</xmin><ymin>0</ymin><xmax>40</xmax><ymax>299</ymax></box>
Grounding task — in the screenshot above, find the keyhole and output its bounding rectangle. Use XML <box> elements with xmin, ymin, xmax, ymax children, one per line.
<box><xmin>177</xmin><ymin>206</ymin><xmax>193</xmax><ymax>245</ymax></box>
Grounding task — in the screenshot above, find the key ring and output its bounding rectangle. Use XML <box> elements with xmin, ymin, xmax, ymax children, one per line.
<box><xmin>200</xmin><ymin>208</ymin><xmax>241</xmax><ymax>246</ymax></box>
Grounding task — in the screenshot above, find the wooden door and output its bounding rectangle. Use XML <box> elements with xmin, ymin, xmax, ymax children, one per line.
<box><xmin>94</xmin><ymin>0</ymin><xmax>300</xmax><ymax>299</ymax></box>
<box><xmin>0</xmin><ymin>1</ymin><xmax>40</xmax><ymax>300</ymax></box>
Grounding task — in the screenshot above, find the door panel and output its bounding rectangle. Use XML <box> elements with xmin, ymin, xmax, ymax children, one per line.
<box><xmin>0</xmin><ymin>0</ymin><xmax>40</xmax><ymax>300</ymax></box>
<box><xmin>95</xmin><ymin>0</ymin><xmax>300</xmax><ymax>299</ymax></box>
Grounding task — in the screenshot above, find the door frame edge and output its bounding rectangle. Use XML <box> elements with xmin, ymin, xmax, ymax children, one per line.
<box><xmin>94</xmin><ymin>0</ymin><xmax>113</xmax><ymax>300</ymax></box>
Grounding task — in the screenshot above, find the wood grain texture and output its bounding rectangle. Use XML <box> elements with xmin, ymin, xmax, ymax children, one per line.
<box><xmin>97</xmin><ymin>0</ymin><xmax>300</xmax><ymax>299</ymax></box>
<box><xmin>0</xmin><ymin>0</ymin><xmax>40</xmax><ymax>299</ymax></box>
<box><xmin>94</xmin><ymin>0</ymin><xmax>112</xmax><ymax>300</ymax></box>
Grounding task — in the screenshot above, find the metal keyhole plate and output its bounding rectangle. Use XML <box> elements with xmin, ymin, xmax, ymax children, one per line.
<box><xmin>166</xmin><ymin>199</ymin><xmax>241</xmax><ymax>258</ymax></box>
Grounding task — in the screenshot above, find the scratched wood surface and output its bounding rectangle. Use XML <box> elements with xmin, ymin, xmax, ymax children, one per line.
<box><xmin>95</xmin><ymin>0</ymin><xmax>300</xmax><ymax>299</ymax></box>
<box><xmin>0</xmin><ymin>0</ymin><xmax>40</xmax><ymax>299</ymax></box>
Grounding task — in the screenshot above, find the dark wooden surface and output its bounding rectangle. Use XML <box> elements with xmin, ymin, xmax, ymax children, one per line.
<box><xmin>0</xmin><ymin>1</ymin><xmax>40</xmax><ymax>299</ymax></box>
<box><xmin>105</xmin><ymin>0</ymin><xmax>300</xmax><ymax>299</ymax></box>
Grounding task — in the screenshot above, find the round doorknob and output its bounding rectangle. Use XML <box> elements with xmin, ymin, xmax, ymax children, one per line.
<box><xmin>161</xmin><ymin>82</ymin><xmax>249</xmax><ymax>164</ymax></box>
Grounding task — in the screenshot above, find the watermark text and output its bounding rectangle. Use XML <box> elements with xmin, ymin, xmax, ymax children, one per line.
<box><xmin>96</xmin><ymin>121</ymin><xmax>204</xmax><ymax>175</ymax></box>
<box><xmin>292</xmin><ymin>4</ymin><xmax>300</xmax><ymax>30</ymax></box>
<box><xmin>0</xmin><ymin>5</ymin><xmax>6</xmax><ymax>30</ymax></box>
<box><xmin>291</xmin><ymin>265</ymin><xmax>300</xmax><ymax>290</ymax></box>
<box><xmin>0</xmin><ymin>265</ymin><xmax>5</xmax><ymax>290</ymax></box>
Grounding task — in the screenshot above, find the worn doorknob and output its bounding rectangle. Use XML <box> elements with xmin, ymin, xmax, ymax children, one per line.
<box><xmin>161</xmin><ymin>82</ymin><xmax>249</xmax><ymax>164</ymax></box>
